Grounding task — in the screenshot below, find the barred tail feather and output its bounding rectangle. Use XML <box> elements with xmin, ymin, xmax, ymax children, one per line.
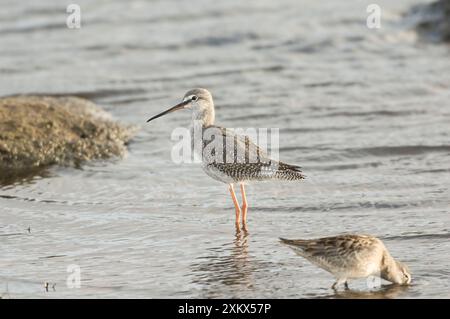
<box><xmin>275</xmin><ymin>161</ymin><xmax>305</xmax><ymax>181</ymax></box>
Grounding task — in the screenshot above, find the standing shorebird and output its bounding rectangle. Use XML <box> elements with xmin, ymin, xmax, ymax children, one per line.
<box><xmin>280</xmin><ymin>234</ymin><xmax>411</xmax><ymax>290</ymax></box>
<box><xmin>147</xmin><ymin>88</ymin><xmax>304</xmax><ymax>229</ymax></box>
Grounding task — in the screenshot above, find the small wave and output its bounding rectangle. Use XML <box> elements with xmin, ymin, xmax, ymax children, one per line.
<box><xmin>279</xmin><ymin>146</ymin><xmax>328</xmax><ymax>152</ymax></box>
<box><xmin>22</xmin><ymin>7</ymin><xmax>63</xmax><ymax>16</ymax></box>
<box><xmin>281</xmin><ymin>144</ymin><xmax>450</xmax><ymax>160</ymax></box>
<box><xmin>317</xmin><ymin>109</ymin><xmax>426</xmax><ymax>118</ymax></box>
<box><xmin>4</xmin><ymin>89</ymin><xmax>148</xmax><ymax>102</ymax></box>
<box><xmin>55</xmin><ymin>88</ymin><xmax>148</xmax><ymax>101</ymax></box>
<box><xmin>382</xmin><ymin>232</ymin><xmax>450</xmax><ymax>241</ymax></box>
<box><xmin>414</xmin><ymin>168</ymin><xmax>450</xmax><ymax>174</ymax></box>
<box><xmin>84</xmin><ymin>44</ymin><xmax>111</xmax><ymax>51</ymax></box>
<box><xmin>140</xmin><ymin>65</ymin><xmax>284</xmax><ymax>83</ymax></box>
<box><xmin>0</xmin><ymin>194</ymin><xmax>53</xmax><ymax>203</ymax></box>
<box><xmin>225</xmin><ymin>112</ymin><xmax>280</xmax><ymax>122</ymax></box>
<box><xmin>281</xmin><ymin>125</ymin><xmax>359</xmax><ymax>133</ymax></box>
<box><xmin>254</xmin><ymin>197</ymin><xmax>439</xmax><ymax>213</ymax></box>
<box><xmin>346</xmin><ymin>145</ymin><xmax>450</xmax><ymax>157</ymax></box>
<box><xmin>304</xmin><ymin>81</ymin><xmax>366</xmax><ymax>88</ymax></box>
<box><xmin>307</xmin><ymin>162</ymin><xmax>383</xmax><ymax>171</ymax></box>
<box><xmin>288</xmin><ymin>39</ymin><xmax>336</xmax><ymax>54</ymax></box>
<box><xmin>0</xmin><ymin>22</ymin><xmax>61</xmax><ymax>35</ymax></box>
<box><xmin>38</xmin><ymin>255</ymin><xmax>67</xmax><ymax>259</ymax></box>
<box><xmin>0</xmin><ymin>232</ymin><xmax>27</xmax><ymax>237</ymax></box>
<box><xmin>0</xmin><ymin>194</ymin><xmax>103</xmax><ymax>206</ymax></box>
<box><xmin>0</xmin><ymin>68</ymin><xmax>21</xmax><ymax>74</ymax></box>
<box><xmin>188</xmin><ymin>33</ymin><xmax>260</xmax><ymax>47</ymax></box>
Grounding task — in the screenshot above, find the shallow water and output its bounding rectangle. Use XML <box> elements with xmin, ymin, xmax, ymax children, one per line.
<box><xmin>1</xmin><ymin>0</ymin><xmax>449</xmax><ymax>298</ymax></box>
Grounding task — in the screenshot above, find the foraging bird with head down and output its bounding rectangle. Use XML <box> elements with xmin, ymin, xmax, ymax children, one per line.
<box><xmin>280</xmin><ymin>234</ymin><xmax>411</xmax><ymax>290</ymax></box>
<box><xmin>147</xmin><ymin>88</ymin><xmax>304</xmax><ymax>229</ymax></box>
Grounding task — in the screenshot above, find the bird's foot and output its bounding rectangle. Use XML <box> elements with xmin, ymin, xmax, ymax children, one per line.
<box><xmin>331</xmin><ymin>279</ymin><xmax>348</xmax><ymax>291</ymax></box>
<box><xmin>241</xmin><ymin>222</ymin><xmax>249</xmax><ymax>234</ymax></box>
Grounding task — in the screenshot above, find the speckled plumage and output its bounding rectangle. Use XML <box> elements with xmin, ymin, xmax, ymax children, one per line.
<box><xmin>280</xmin><ymin>234</ymin><xmax>411</xmax><ymax>289</ymax></box>
<box><xmin>184</xmin><ymin>89</ymin><xmax>305</xmax><ymax>184</ymax></box>
<box><xmin>193</xmin><ymin>125</ymin><xmax>304</xmax><ymax>183</ymax></box>
<box><xmin>204</xmin><ymin>161</ymin><xmax>304</xmax><ymax>183</ymax></box>
<box><xmin>147</xmin><ymin>88</ymin><xmax>305</xmax><ymax>228</ymax></box>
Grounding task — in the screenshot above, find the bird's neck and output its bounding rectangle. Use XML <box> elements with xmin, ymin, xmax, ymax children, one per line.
<box><xmin>380</xmin><ymin>251</ymin><xmax>400</xmax><ymax>282</ymax></box>
<box><xmin>192</xmin><ymin>104</ymin><xmax>215</xmax><ymax>127</ymax></box>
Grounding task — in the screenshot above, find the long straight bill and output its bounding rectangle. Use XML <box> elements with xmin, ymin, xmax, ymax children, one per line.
<box><xmin>146</xmin><ymin>100</ymin><xmax>190</xmax><ymax>122</ymax></box>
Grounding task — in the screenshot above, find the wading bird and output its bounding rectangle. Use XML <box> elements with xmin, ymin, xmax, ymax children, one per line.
<box><xmin>147</xmin><ymin>88</ymin><xmax>304</xmax><ymax>229</ymax></box>
<box><xmin>280</xmin><ymin>234</ymin><xmax>411</xmax><ymax>290</ymax></box>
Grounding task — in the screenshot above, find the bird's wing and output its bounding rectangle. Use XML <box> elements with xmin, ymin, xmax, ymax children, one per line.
<box><xmin>200</xmin><ymin>125</ymin><xmax>304</xmax><ymax>181</ymax></box>
<box><xmin>204</xmin><ymin>125</ymin><xmax>271</xmax><ymax>164</ymax></box>
<box><xmin>280</xmin><ymin>235</ymin><xmax>379</xmax><ymax>273</ymax></box>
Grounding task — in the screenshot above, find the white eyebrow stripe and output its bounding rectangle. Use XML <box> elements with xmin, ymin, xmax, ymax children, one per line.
<box><xmin>183</xmin><ymin>95</ymin><xmax>195</xmax><ymax>102</ymax></box>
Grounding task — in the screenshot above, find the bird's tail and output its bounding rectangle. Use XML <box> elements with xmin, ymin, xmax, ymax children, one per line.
<box><xmin>279</xmin><ymin>237</ymin><xmax>295</xmax><ymax>245</ymax></box>
<box><xmin>280</xmin><ymin>237</ymin><xmax>301</xmax><ymax>245</ymax></box>
<box><xmin>274</xmin><ymin>162</ymin><xmax>305</xmax><ymax>181</ymax></box>
<box><xmin>279</xmin><ymin>237</ymin><xmax>308</xmax><ymax>249</ymax></box>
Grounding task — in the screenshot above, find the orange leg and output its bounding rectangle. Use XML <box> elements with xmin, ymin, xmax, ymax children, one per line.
<box><xmin>229</xmin><ymin>184</ymin><xmax>241</xmax><ymax>227</ymax></box>
<box><xmin>240</xmin><ymin>183</ymin><xmax>248</xmax><ymax>226</ymax></box>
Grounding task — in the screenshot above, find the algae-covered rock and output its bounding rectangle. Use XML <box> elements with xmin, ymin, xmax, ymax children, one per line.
<box><xmin>0</xmin><ymin>95</ymin><xmax>136</xmax><ymax>171</ymax></box>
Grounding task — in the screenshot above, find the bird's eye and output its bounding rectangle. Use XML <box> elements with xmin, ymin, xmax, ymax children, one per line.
<box><xmin>403</xmin><ymin>272</ymin><xmax>410</xmax><ymax>282</ymax></box>
<box><xmin>191</xmin><ymin>95</ymin><xmax>198</xmax><ymax>101</ymax></box>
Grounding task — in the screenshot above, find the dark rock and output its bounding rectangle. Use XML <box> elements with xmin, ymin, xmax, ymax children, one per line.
<box><xmin>408</xmin><ymin>0</ymin><xmax>450</xmax><ymax>43</ymax></box>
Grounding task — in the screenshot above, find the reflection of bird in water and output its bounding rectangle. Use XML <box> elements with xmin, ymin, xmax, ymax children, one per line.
<box><xmin>190</xmin><ymin>228</ymin><xmax>259</xmax><ymax>297</ymax></box>
<box><xmin>280</xmin><ymin>234</ymin><xmax>412</xmax><ymax>290</ymax></box>
<box><xmin>327</xmin><ymin>283</ymin><xmax>411</xmax><ymax>299</ymax></box>
<box><xmin>146</xmin><ymin>88</ymin><xmax>304</xmax><ymax>230</ymax></box>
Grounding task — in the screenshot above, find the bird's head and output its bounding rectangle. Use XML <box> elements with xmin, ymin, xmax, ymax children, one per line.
<box><xmin>382</xmin><ymin>260</ymin><xmax>412</xmax><ymax>285</ymax></box>
<box><xmin>146</xmin><ymin>88</ymin><xmax>214</xmax><ymax>124</ymax></box>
